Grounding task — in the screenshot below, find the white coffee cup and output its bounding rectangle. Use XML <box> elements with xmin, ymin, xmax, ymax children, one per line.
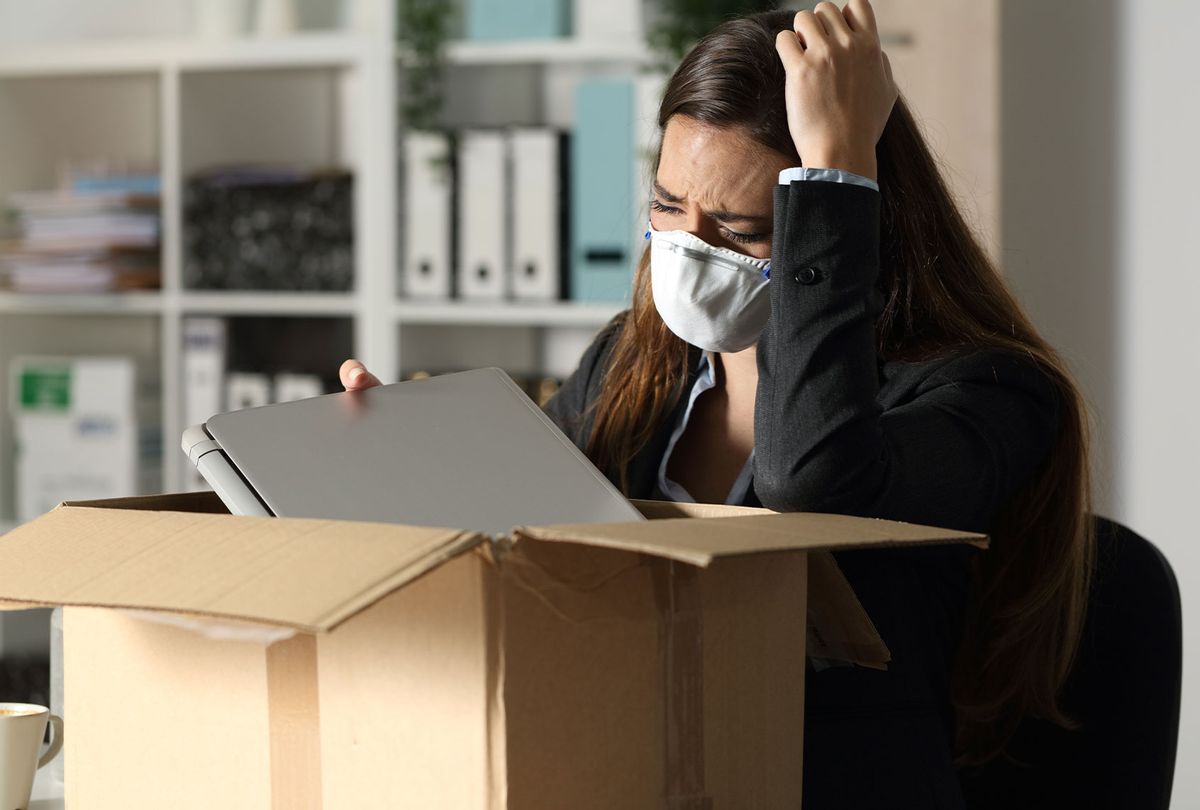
<box><xmin>0</xmin><ymin>703</ymin><xmax>63</xmax><ymax>810</ymax></box>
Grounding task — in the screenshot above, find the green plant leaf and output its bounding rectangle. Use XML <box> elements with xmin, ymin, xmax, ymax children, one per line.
<box><xmin>397</xmin><ymin>0</ymin><xmax>458</xmax><ymax>133</ymax></box>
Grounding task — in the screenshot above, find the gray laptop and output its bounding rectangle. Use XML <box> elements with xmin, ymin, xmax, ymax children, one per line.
<box><xmin>181</xmin><ymin>367</ymin><xmax>644</xmax><ymax>535</ymax></box>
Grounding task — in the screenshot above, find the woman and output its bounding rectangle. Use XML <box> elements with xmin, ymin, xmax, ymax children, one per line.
<box><xmin>343</xmin><ymin>2</ymin><xmax>1094</xmax><ymax>805</ymax></box>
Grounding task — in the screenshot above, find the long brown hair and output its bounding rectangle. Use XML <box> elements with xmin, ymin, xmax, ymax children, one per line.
<box><xmin>584</xmin><ymin>10</ymin><xmax>1095</xmax><ymax>765</ymax></box>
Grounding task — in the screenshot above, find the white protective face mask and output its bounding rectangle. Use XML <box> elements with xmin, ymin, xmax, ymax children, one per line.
<box><xmin>646</xmin><ymin>221</ymin><xmax>772</xmax><ymax>353</ymax></box>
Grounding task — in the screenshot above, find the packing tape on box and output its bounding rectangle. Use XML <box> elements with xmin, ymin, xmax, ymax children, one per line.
<box><xmin>657</xmin><ymin>560</ymin><xmax>713</xmax><ymax>810</ymax></box>
<box><xmin>120</xmin><ymin>610</ymin><xmax>322</xmax><ymax>805</ymax></box>
<box><xmin>266</xmin><ymin>633</ymin><xmax>324</xmax><ymax>810</ymax></box>
<box><xmin>495</xmin><ymin>545</ymin><xmax>651</xmax><ymax>625</ymax></box>
<box><xmin>499</xmin><ymin>544</ymin><xmax>712</xmax><ymax>803</ymax></box>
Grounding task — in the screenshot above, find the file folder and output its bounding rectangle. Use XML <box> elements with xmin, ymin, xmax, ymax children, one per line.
<box><xmin>457</xmin><ymin>130</ymin><xmax>509</xmax><ymax>300</ymax></box>
<box><xmin>402</xmin><ymin>132</ymin><xmax>454</xmax><ymax>299</ymax></box>
<box><xmin>571</xmin><ymin>78</ymin><xmax>635</xmax><ymax>303</ymax></box>
<box><xmin>466</xmin><ymin>0</ymin><xmax>570</xmax><ymax>41</ymax></box>
<box><xmin>510</xmin><ymin>128</ymin><xmax>568</xmax><ymax>301</ymax></box>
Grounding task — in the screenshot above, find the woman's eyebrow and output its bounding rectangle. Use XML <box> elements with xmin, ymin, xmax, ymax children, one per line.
<box><xmin>652</xmin><ymin>180</ymin><xmax>770</xmax><ymax>225</ymax></box>
<box><xmin>653</xmin><ymin>181</ymin><xmax>686</xmax><ymax>204</ymax></box>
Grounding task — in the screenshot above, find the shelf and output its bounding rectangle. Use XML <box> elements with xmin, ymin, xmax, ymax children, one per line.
<box><xmin>398</xmin><ymin>38</ymin><xmax>653</xmax><ymax>68</ymax></box>
<box><xmin>0</xmin><ymin>30</ymin><xmax>911</xmax><ymax>78</ymax></box>
<box><xmin>413</xmin><ymin>33</ymin><xmax>914</xmax><ymax>68</ymax></box>
<box><xmin>0</xmin><ymin>32</ymin><xmax>369</xmax><ymax>77</ymax></box>
<box><xmin>178</xmin><ymin>33</ymin><xmax>371</xmax><ymax>72</ymax></box>
<box><xmin>0</xmin><ymin>291</ymin><xmax>624</xmax><ymax>325</ymax></box>
<box><xmin>0</xmin><ymin>291</ymin><xmax>164</xmax><ymax>315</ymax></box>
<box><xmin>180</xmin><ymin>291</ymin><xmax>358</xmax><ymax>317</ymax></box>
<box><xmin>395</xmin><ymin>299</ymin><xmax>623</xmax><ymax>327</ymax></box>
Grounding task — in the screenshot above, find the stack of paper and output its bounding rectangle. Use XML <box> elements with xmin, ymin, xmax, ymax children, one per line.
<box><xmin>1</xmin><ymin>179</ymin><xmax>161</xmax><ymax>293</ymax></box>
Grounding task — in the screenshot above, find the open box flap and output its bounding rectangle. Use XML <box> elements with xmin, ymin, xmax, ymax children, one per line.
<box><xmin>514</xmin><ymin>499</ymin><xmax>987</xmax><ymax>567</ymax></box>
<box><xmin>516</xmin><ymin>500</ymin><xmax>982</xmax><ymax>670</ymax></box>
<box><xmin>806</xmin><ymin>551</ymin><xmax>890</xmax><ymax>669</ymax></box>
<box><xmin>63</xmin><ymin>490</ymin><xmax>231</xmax><ymax>514</ymax></box>
<box><xmin>0</xmin><ymin>492</ymin><xmax>981</xmax><ymax>661</ymax></box>
<box><xmin>0</xmin><ymin>494</ymin><xmax>484</xmax><ymax>633</ymax></box>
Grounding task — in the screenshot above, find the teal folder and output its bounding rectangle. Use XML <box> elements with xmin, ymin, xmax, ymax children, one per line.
<box><xmin>465</xmin><ymin>0</ymin><xmax>570</xmax><ymax>41</ymax></box>
<box><xmin>570</xmin><ymin>78</ymin><xmax>635</xmax><ymax>303</ymax></box>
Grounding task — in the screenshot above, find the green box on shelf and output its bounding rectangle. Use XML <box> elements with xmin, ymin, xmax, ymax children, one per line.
<box><xmin>465</xmin><ymin>0</ymin><xmax>571</xmax><ymax>40</ymax></box>
<box><xmin>17</xmin><ymin>364</ymin><xmax>72</xmax><ymax>412</ymax></box>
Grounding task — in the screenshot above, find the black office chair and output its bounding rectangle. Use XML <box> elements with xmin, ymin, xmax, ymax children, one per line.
<box><xmin>959</xmin><ymin>515</ymin><xmax>1182</xmax><ymax>810</ymax></box>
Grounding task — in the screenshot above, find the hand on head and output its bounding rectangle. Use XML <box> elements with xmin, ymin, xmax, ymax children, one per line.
<box><xmin>775</xmin><ymin>0</ymin><xmax>898</xmax><ymax>182</ymax></box>
<box><xmin>339</xmin><ymin>359</ymin><xmax>382</xmax><ymax>392</ymax></box>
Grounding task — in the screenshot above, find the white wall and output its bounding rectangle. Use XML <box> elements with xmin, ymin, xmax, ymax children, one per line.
<box><xmin>1118</xmin><ymin>1</ymin><xmax>1200</xmax><ymax>803</ymax></box>
<box><xmin>1001</xmin><ymin>1</ymin><xmax>1198</xmax><ymax>805</ymax></box>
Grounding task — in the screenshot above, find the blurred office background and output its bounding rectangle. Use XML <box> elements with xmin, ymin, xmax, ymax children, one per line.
<box><xmin>0</xmin><ymin>0</ymin><xmax>1194</xmax><ymax>804</ymax></box>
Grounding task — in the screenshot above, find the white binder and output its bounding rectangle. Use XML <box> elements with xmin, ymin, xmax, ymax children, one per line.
<box><xmin>225</xmin><ymin>373</ymin><xmax>271</xmax><ymax>412</ymax></box>
<box><xmin>182</xmin><ymin>318</ymin><xmax>226</xmax><ymax>490</ymax></box>
<box><xmin>402</xmin><ymin>132</ymin><xmax>453</xmax><ymax>299</ymax></box>
<box><xmin>510</xmin><ymin>128</ymin><xmax>565</xmax><ymax>301</ymax></box>
<box><xmin>183</xmin><ymin>318</ymin><xmax>225</xmax><ymax>427</ymax></box>
<box><xmin>457</xmin><ymin>130</ymin><xmax>508</xmax><ymax>300</ymax></box>
<box><xmin>274</xmin><ymin>373</ymin><xmax>323</xmax><ymax>403</ymax></box>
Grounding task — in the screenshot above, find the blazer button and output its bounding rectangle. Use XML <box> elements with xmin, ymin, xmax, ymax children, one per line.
<box><xmin>793</xmin><ymin>267</ymin><xmax>819</xmax><ymax>284</ymax></box>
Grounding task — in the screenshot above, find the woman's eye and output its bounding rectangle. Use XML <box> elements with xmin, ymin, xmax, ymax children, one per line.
<box><xmin>722</xmin><ymin>228</ymin><xmax>768</xmax><ymax>245</ymax></box>
<box><xmin>649</xmin><ymin>198</ymin><xmax>768</xmax><ymax>245</ymax></box>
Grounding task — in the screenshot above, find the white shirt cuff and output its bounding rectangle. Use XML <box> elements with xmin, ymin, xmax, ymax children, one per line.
<box><xmin>777</xmin><ymin>166</ymin><xmax>879</xmax><ymax>192</ymax></box>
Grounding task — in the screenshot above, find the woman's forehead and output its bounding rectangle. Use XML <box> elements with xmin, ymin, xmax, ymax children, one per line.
<box><xmin>657</xmin><ymin>116</ymin><xmax>790</xmax><ymax>209</ymax></box>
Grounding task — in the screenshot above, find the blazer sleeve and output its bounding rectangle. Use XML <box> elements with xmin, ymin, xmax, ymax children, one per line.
<box><xmin>753</xmin><ymin>180</ymin><xmax>1060</xmax><ymax>534</ymax></box>
<box><xmin>541</xmin><ymin>314</ymin><xmax>625</xmax><ymax>451</ymax></box>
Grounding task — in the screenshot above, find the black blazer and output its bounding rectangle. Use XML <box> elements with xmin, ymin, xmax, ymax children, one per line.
<box><xmin>543</xmin><ymin>180</ymin><xmax>1061</xmax><ymax>808</ymax></box>
<box><xmin>545</xmin><ymin>180</ymin><xmax>1059</xmax><ymax>528</ymax></box>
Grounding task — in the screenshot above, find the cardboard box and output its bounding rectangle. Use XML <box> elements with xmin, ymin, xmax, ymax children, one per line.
<box><xmin>0</xmin><ymin>491</ymin><xmax>983</xmax><ymax>809</ymax></box>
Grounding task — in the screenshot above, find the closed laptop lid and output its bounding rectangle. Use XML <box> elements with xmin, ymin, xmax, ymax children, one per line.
<box><xmin>203</xmin><ymin>367</ymin><xmax>644</xmax><ymax>535</ymax></box>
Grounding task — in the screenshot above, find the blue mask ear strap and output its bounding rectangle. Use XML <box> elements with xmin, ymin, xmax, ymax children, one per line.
<box><xmin>762</xmin><ymin>264</ymin><xmax>771</xmax><ymax>280</ymax></box>
<box><xmin>644</xmin><ymin>218</ymin><xmax>652</xmax><ymax>240</ymax></box>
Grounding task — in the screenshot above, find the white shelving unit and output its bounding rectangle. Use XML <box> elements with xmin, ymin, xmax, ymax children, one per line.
<box><xmin>394</xmin><ymin>298</ymin><xmax>621</xmax><ymax>327</ymax></box>
<box><xmin>0</xmin><ymin>1</ymin><xmax>639</xmax><ymax>523</ymax></box>
<box><xmin>0</xmin><ymin>291</ymin><xmax>165</xmax><ymax>315</ymax></box>
<box><xmin>0</xmin><ymin>31</ymin><xmax>371</xmax><ymax>75</ymax></box>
